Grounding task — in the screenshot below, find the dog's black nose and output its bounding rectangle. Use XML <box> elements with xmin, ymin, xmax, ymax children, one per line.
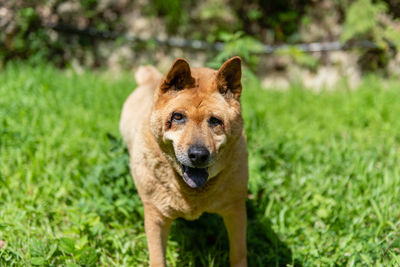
<box><xmin>188</xmin><ymin>145</ymin><xmax>210</xmax><ymax>166</ymax></box>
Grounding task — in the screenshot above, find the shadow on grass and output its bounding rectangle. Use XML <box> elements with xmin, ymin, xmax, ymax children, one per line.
<box><xmin>170</xmin><ymin>199</ymin><xmax>301</xmax><ymax>267</ymax></box>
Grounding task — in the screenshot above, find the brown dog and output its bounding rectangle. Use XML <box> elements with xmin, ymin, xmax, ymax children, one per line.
<box><xmin>120</xmin><ymin>57</ymin><xmax>248</xmax><ymax>267</ymax></box>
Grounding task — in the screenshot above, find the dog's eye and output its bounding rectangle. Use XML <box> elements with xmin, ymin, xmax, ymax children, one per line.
<box><xmin>209</xmin><ymin>116</ymin><xmax>223</xmax><ymax>127</ymax></box>
<box><xmin>172</xmin><ymin>112</ymin><xmax>185</xmax><ymax>123</ymax></box>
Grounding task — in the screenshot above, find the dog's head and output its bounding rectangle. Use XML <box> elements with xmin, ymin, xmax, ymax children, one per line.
<box><xmin>150</xmin><ymin>57</ymin><xmax>244</xmax><ymax>189</ymax></box>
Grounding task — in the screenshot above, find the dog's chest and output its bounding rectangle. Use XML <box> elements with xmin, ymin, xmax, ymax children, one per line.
<box><xmin>165</xmin><ymin>194</ymin><xmax>210</xmax><ymax>220</ymax></box>
<box><xmin>156</xmin><ymin>188</ymin><xmax>217</xmax><ymax>220</ymax></box>
<box><xmin>180</xmin><ymin>208</ymin><xmax>204</xmax><ymax>220</ymax></box>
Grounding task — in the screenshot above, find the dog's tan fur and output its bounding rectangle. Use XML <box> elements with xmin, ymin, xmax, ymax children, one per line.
<box><xmin>120</xmin><ymin>57</ymin><xmax>249</xmax><ymax>267</ymax></box>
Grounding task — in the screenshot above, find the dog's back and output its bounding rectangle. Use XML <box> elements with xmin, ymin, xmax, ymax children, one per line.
<box><xmin>120</xmin><ymin>66</ymin><xmax>162</xmax><ymax>150</ymax></box>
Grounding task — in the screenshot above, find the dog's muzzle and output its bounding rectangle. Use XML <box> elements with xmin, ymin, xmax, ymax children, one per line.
<box><xmin>177</xmin><ymin>145</ymin><xmax>211</xmax><ymax>188</ymax></box>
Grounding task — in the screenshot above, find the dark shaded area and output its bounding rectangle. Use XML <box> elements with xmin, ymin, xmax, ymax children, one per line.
<box><xmin>170</xmin><ymin>199</ymin><xmax>301</xmax><ymax>266</ymax></box>
<box><xmin>231</xmin><ymin>0</ymin><xmax>312</xmax><ymax>43</ymax></box>
<box><xmin>358</xmin><ymin>48</ymin><xmax>393</xmax><ymax>74</ymax></box>
<box><xmin>385</xmin><ymin>0</ymin><xmax>400</xmax><ymax>17</ymax></box>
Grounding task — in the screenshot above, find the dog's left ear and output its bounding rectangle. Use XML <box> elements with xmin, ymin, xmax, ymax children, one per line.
<box><xmin>216</xmin><ymin>56</ymin><xmax>242</xmax><ymax>100</ymax></box>
<box><xmin>160</xmin><ymin>58</ymin><xmax>195</xmax><ymax>93</ymax></box>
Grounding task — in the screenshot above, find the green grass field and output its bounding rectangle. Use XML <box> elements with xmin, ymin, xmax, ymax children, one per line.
<box><xmin>1</xmin><ymin>62</ymin><xmax>400</xmax><ymax>266</ymax></box>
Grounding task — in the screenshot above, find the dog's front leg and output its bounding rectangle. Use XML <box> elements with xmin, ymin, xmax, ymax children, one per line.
<box><xmin>143</xmin><ymin>203</ymin><xmax>172</xmax><ymax>267</ymax></box>
<box><xmin>220</xmin><ymin>201</ymin><xmax>247</xmax><ymax>267</ymax></box>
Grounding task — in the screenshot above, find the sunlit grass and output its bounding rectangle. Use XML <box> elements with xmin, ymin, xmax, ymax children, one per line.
<box><xmin>1</xmin><ymin>63</ymin><xmax>400</xmax><ymax>266</ymax></box>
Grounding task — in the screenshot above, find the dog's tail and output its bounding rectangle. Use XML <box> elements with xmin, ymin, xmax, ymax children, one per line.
<box><xmin>135</xmin><ymin>65</ymin><xmax>163</xmax><ymax>87</ymax></box>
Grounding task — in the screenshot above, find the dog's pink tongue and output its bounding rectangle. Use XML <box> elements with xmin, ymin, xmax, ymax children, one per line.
<box><xmin>183</xmin><ymin>167</ymin><xmax>209</xmax><ymax>188</ymax></box>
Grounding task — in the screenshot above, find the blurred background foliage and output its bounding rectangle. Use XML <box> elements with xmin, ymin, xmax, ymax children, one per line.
<box><xmin>1</xmin><ymin>0</ymin><xmax>400</xmax><ymax>74</ymax></box>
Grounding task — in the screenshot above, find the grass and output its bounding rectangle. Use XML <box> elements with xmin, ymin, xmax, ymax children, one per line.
<box><xmin>1</xmin><ymin>62</ymin><xmax>400</xmax><ymax>266</ymax></box>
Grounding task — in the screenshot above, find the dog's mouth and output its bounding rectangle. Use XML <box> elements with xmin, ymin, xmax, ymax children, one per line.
<box><xmin>181</xmin><ymin>164</ymin><xmax>209</xmax><ymax>188</ymax></box>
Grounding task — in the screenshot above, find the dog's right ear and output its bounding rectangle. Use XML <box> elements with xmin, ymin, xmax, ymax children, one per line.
<box><xmin>159</xmin><ymin>58</ymin><xmax>195</xmax><ymax>93</ymax></box>
<box><xmin>216</xmin><ymin>56</ymin><xmax>242</xmax><ymax>100</ymax></box>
